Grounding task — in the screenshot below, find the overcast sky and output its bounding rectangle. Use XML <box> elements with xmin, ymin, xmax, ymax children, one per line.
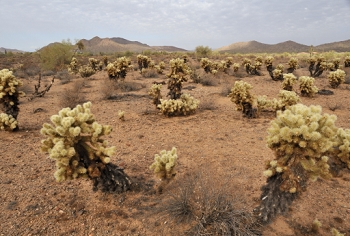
<box><xmin>1</xmin><ymin>0</ymin><xmax>350</xmax><ymax>51</ymax></box>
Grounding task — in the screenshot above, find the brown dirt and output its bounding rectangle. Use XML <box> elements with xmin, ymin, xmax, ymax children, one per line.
<box><xmin>1</xmin><ymin>57</ymin><xmax>350</xmax><ymax>236</ymax></box>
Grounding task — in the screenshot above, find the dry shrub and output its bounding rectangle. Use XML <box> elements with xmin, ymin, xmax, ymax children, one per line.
<box><xmin>56</xmin><ymin>70</ymin><xmax>73</xmax><ymax>85</ymax></box>
<box><xmin>114</xmin><ymin>81</ymin><xmax>144</xmax><ymax>92</ymax></box>
<box><xmin>199</xmin><ymin>98</ymin><xmax>217</xmax><ymax>111</ymax></box>
<box><xmin>141</xmin><ymin>68</ymin><xmax>159</xmax><ymax>78</ymax></box>
<box><xmin>155</xmin><ymin>169</ymin><xmax>260</xmax><ymax>235</ymax></box>
<box><xmin>59</xmin><ymin>80</ymin><xmax>86</xmax><ymax>109</ymax></box>
<box><xmin>100</xmin><ymin>80</ymin><xmax>116</xmax><ymax>100</ymax></box>
<box><xmin>199</xmin><ymin>73</ymin><xmax>217</xmax><ymax>86</ymax></box>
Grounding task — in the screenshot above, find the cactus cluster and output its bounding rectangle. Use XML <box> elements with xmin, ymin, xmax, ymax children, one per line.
<box><xmin>242</xmin><ymin>57</ymin><xmax>262</xmax><ymax>76</ymax></box>
<box><xmin>106</xmin><ymin>57</ymin><xmax>133</xmax><ymax>80</ymax></box>
<box><xmin>0</xmin><ymin>69</ymin><xmax>25</xmax><ymax>131</ymax></box>
<box><xmin>298</xmin><ymin>76</ymin><xmax>319</xmax><ymax>97</ymax></box>
<box><xmin>167</xmin><ymin>58</ymin><xmax>191</xmax><ymax>99</ymax></box>
<box><xmin>328</xmin><ymin>69</ymin><xmax>346</xmax><ymax>88</ymax></box>
<box><xmin>281</xmin><ymin>73</ymin><xmax>297</xmax><ymax>91</ymax></box>
<box><xmin>68</xmin><ymin>57</ymin><xmax>79</xmax><ymax>74</ymax></box>
<box><xmin>308</xmin><ymin>56</ymin><xmax>326</xmax><ymax>77</ymax></box>
<box><xmin>137</xmin><ymin>54</ymin><xmax>154</xmax><ymax>71</ymax></box>
<box><xmin>40</xmin><ymin>102</ymin><xmax>131</xmax><ymax>192</ymax></box>
<box><xmin>258</xmin><ymin>104</ymin><xmax>338</xmax><ymax>223</ymax></box>
<box><xmin>79</xmin><ymin>65</ymin><xmax>96</xmax><ymax>78</ymax></box>
<box><xmin>345</xmin><ymin>56</ymin><xmax>350</xmax><ymax>67</ymax></box>
<box><xmin>149</xmin><ymin>147</ymin><xmax>178</xmax><ymax>180</ymax></box>
<box><xmin>228</xmin><ymin>81</ymin><xmax>258</xmax><ymax>118</ymax></box>
<box><xmin>158</xmin><ymin>93</ymin><xmax>199</xmax><ymax>116</ymax></box>
<box><xmin>286</xmin><ymin>58</ymin><xmax>298</xmax><ymax>73</ymax></box>
<box><xmin>148</xmin><ymin>83</ymin><xmax>163</xmax><ymax>106</ymax></box>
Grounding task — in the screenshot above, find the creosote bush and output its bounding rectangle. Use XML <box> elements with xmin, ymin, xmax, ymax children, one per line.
<box><xmin>0</xmin><ymin>69</ymin><xmax>25</xmax><ymax>131</ymax></box>
<box><xmin>257</xmin><ymin>104</ymin><xmax>338</xmax><ymax>224</ymax></box>
<box><xmin>40</xmin><ymin>102</ymin><xmax>131</xmax><ymax>192</ymax></box>
<box><xmin>328</xmin><ymin>69</ymin><xmax>346</xmax><ymax>88</ymax></box>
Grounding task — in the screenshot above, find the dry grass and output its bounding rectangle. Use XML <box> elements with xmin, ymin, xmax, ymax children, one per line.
<box><xmin>155</xmin><ymin>169</ymin><xmax>261</xmax><ymax>235</ymax></box>
<box><xmin>59</xmin><ymin>79</ymin><xmax>86</xmax><ymax>109</ymax></box>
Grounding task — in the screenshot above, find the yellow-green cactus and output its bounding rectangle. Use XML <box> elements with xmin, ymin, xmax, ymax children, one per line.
<box><xmin>150</xmin><ymin>147</ymin><xmax>178</xmax><ymax>180</ymax></box>
<box><xmin>264</xmin><ymin>56</ymin><xmax>274</xmax><ymax>67</ymax></box>
<box><xmin>68</xmin><ymin>57</ymin><xmax>79</xmax><ymax>74</ymax></box>
<box><xmin>299</xmin><ymin>76</ymin><xmax>318</xmax><ymax>97</ymax></box>
<box><xmin>40</xmin><ymin>102</ymin><xmax>131</xmax><ymax>192</ymax></box>
<box><xmin>232</xmin><ymin>63</ymin><xmax>240</xmax><ymax>72</ymax></box>
<box><xmin>345</xmin><ymin>56</ymin><xmax>350</xmax><ymax>67</ymax></box>
<box><xmin>328</xmin><ymin>69</ymin><xmax>346</xmax><ymax>88</ymax></box>
<box><xmin>271</xmin><ymin>90</ymin><xmax>300</xmax><ymax>111</ymax></box>
<box><xmin>148</xmin><ymin>84</ymin><xmax>163</xmax><ymax>106</ymax></box>
<box><xmin>158</xmin><ymin>93</ymin><xmax>199</xmax><ymax>116</ymax></box>
<box><xmin>106</xmin><ymin>57</ymin><xmax>133</xmax><ymax>80</ymax></box>
<box><xmin>228</xmin><ymin>81</ymin><xmax>258</xmax><ymax>118</ymax></box>
<box><xmin>266</xmin><ymin>104</ymin><xmax>337</xmax><ymax>184</ymax></box>
<box><xmin>137</xmin><ymin>54</ymin><xmax>154</xmax><ymax>71</ymax></box>
<box><xmin>78</xmin><ymin>65</ymin><xmax>95</xmax><ymax>78</ymax></box>
<box><xmin>88</xmin><ymin>58</ymin><xmax>99</xmax><ymax>71</ymax></box>
<box><xmin>167</xmin><ymin>58</ymin><xmax>191</xmax><ymax>99</ymax></box>
<box><xmin>0</xmin><ymin>113</ymin><xmax>18</xmax><ymax>130</ymax></box>
<box><xmin>0</xmin><ymin>69</ymin><xmax>25</xmax><ymax>131</ymax></box>
<box><xmin>287</xmin><ymin>58</ymin><xmax>298</xmax><ymax>73</ymax></box>
<box><xmin>281</xmin><ymin>73</ymin><xmax>297</xmax><ymax>91</ymax></box>
<box><xmin>334</xmin><ymin>128</ymin><xmax>350</xmax><ymax>168</ymax></box>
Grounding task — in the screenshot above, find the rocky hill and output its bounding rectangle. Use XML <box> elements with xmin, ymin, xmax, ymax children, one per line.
<box><xmin>79</xmin><ymin>36</ymin><xmax>187</xmax><ymax>54</ymax></box>
<box><xmin>216</xmin><ymin>39</ymin><xmax>350</xmax><ymax>53</ymax></box>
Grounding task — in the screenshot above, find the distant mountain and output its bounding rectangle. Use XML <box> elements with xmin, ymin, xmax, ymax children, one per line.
<box><xmin>79</xmin><ymin>36</ymin><xmax>187</xmax><ymax>53</ymax></box>
<box><xmin>0</xmin><ymin>47</ymin><xmax>24</xmax><ymax>54</ymax></box>
<box><xmin>216</xmin><ymin>39</ymin><xmax>350</xmax><ymax>53</ymax></box>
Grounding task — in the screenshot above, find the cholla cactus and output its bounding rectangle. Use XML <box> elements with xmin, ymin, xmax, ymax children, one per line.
<box><xmin>200</xmin><ymin>58</ymin><xmax>213</xmax><ymax>73</ymax></box>
<box><xmin>258</xmin><ymin>104</ymin><xmax>338</xmax><ymax>223</ymax></box>
<box><xmin>148</xmin><ymin>84</ymin><xmax>163</xmax><ymax>106</ymax></box>
<box><xmin>345</xmin><ymin>56</ymin><xmax>350</xmax><ymax>67</ymax></box>
<box><xmin>271</xmin><ymin>90</ymin><xmax>300</xmax><ymax>111</ymax></box>
<box><xmin>68</xmin><ymin>57</ymin><xmax>79</xmax><ymax>74</ymax></box>
<box><xmin>0</xmin><ymin>69</ymin><xmax>25</xmax><ymax>131</ymax></box>
<box><xmin>228</xmin><ymin>81</ymin><xmax>258</xmax><ymax>118</ymax></box>
<box><xmin>88</xmin><ymin>58</ymin><xmax>99</xmax><ymax>71</ymax></box>
<box><xmin>232</xmin><ymin>63</ymin><xmax>240</xmax><ymax>72</ymax></box>
<box><xmin>150</xmin><ymin>147</ymin><xmax>178</xmax><ymax>180</ymax></box>
<box><xmin>106</xmin><ymin>57</ymin><xmax>133</xmax><ymax>80</ymax></box>
<box><xmin>299</xmin><ymin>76</ymin><xmax>318</xmax><ymax>97</ymax></box>
<box><xmin>272</xmin><ymin>69</ymin><xmax>283</xmax><ymax>81</ymax></box>
<box><xmin>287</xmin><ymin>58</ymin><xmax>298</xmax><ymax>73</ymax></box>
<box><xmin>264</xmin><ymin>56</ymin><xmax>274</xmax><ymax>68</ymax></box>
<box><xmin>118</xmin><ymin>110</ymin><xmax>125</xmax><ymax>121</ymax></box>
<box><xmin>328</xmin><ymin>69</ymin><xmax>346</xmax><ymax>88</ymax></box>
<box><xmin>334</xmin><ymin>128</ymin><xmax>350</xmax><ymax>169</ymax></box>
<box><xmin>158</xmin><ymin>94</ymin><xmax>199</xmax><ymax>116</ymax></box>
<box><xmin>281</xmin><ymin>73</ymin><xmax>297</xmax><ymax>91</ymax></box>
<box><xmin>154</xmin><ymin>61</ymin><xmax>166</xmax><ymax>74</ymax></box>
<box><xmin>167</xmin><ymin>58</ymin><xmax>191</xmax><ymax>99</ymax></box>
<box><xmin>40</xmin><ymin>102</ymin><xmax>131</xmax><ymax>192</ymax></box>
<box><xmin>137</xmin><ymin>54</ymin><xmax>154</xmax><ymax>71</ymax></box>
<box><xmin>79</xmin><ymin>65</ymin><xmax>95</xmax><ymax>78</ymax></box>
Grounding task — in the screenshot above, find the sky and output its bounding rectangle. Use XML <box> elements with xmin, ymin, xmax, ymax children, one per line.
<box><xmin>1</xmin><ymin>0</ymin><xmax>350</xmax><ymax>52</ymax></box>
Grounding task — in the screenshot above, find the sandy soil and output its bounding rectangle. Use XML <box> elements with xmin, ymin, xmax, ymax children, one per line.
<box><xmin>1</xmin><ymin>57</ymin><xmax>350</xmax><ymax>236</ymax></box>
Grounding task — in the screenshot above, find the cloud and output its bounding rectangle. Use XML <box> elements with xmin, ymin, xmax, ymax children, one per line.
<box><xmin>1</xmin><ymin>0</ymin><xmax>350</xmax><ymax>51</ymax></box>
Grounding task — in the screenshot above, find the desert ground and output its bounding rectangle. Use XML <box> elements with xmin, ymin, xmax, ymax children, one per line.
<box><xmin>1</xmin><ymin>53</ymin><xmax>350</xmax><ymax>236</ymax></box>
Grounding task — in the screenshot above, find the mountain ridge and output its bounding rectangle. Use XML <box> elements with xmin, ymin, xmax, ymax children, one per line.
<box><xmin>216</xmin><ymin>39</ymin><xmax>350</xmax><ymax>53</ymax></box>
